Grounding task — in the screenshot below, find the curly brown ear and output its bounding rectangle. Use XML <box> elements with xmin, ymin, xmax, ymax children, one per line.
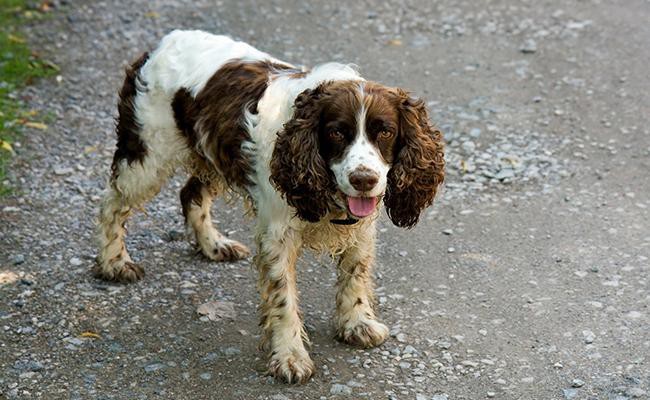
<box><xmin>270</xmin><ymin>85</ymin><xmax>334</xmax><ymax>222</ymax></box>
<box><xmin>385</xmin><ymin>90</ymin><xmax>445</xmax><ymax>228</ymax></box>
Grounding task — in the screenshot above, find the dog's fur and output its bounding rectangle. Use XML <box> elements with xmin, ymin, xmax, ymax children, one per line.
<box><xmin>96</xmin><ymin>30</ymin><xmax>445</xmax><ymax>383</ymax></box>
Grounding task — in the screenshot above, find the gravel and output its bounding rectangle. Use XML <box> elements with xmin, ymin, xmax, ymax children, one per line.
<box><xmin>1</xmin><ymin>0</ymin><xmax>648</xmax><ymax>399</ymax></box>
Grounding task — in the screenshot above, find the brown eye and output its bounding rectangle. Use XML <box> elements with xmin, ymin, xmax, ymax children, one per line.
<box><xmin>329</xmin><ymin>131</ymin><xmax>344</xmax><ymax>141</ymax></box>
<box><xmin>379</xmin><ymin>130</ymin><xmax>395</xmax><ymax>140</ymax></box>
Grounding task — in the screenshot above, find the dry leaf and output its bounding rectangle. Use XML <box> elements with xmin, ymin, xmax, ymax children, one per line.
<box><xmin>197</xmin><ymin>301</ymin><xmax>236</xmax><ymax>321</ymax></box>
<box><xmin>23</xmin><ymin>121</ymin><xmax>48</xmax><ymax>130</ymax></box>
<box><xmin>8</xmin><ymin>34</ymin><xmax>25</xmax><ymax>44</ymax></box>
<box><xmin>145</xmin><ymin>11</ymin><xmax>160</xmax><ymax>18</ymax></box>
<box><xmin>1</xmin><ymin>140</ymin><xmax>15</xmax><ymax>154</ymax></box>
<box><xmin>0</xmin><ymin>271</ymin><xmax>20</xmax><ymax>285</ymax></box>
<box><xmin>80</xmin><ymin>331</ymin><xmax>101</xmax><ymax>339</ymax></box>
<box><xmin>387</xmin><ymin>39</ymin><xmax>403</xmax><ymax>46</ymax></box>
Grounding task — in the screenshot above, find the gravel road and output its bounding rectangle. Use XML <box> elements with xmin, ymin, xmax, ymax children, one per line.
<box><xmin>1</xmin><ymin>0</ymin><xmax>649</xmax><ymax>399</ymax></box>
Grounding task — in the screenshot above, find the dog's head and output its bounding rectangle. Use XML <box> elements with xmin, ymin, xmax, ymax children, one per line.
<box><xmin>270</xmin><ymin>80</ymin><xmax>445</xmax><ymax>228</ymax></box>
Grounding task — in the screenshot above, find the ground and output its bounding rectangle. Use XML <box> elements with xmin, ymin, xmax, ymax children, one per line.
<box><xmin>1</xmin><ymin>0</ymin><xmax>649</xmax><ymax>399</ymax></box>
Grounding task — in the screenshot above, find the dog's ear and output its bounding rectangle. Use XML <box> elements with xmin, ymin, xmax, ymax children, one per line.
<box><xmin>384</xmin><ymin>89</ymin><xmax>445</xmax><ymax>228</ymax></box>
<box><xmin>270</xmin><ymin>84</ymin><xmax>334</xmax><ymax>222</ymax></box>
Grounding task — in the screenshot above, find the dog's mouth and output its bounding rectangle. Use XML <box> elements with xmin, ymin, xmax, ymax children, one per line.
<box><xmin>346</xmin><ymin>196</ymin><xmax>379</xmax><ymax>218</ymax></box>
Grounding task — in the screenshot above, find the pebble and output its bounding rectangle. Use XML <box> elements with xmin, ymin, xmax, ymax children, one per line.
<box><xmin>330</xmin><ymin>384</ymin><xmax>353</xmax><ymax>395</ymax></box>
<box><xmin>442</xmin><ymin>229</ymin><xmax>453</xmax><ymax>235</ymax></box>
<box><xmin>69</xmin><ymin>257</ymin><xmax>83</xmax><ymax>266</ymax></box>
<box><xmin>54</xmin><ymin>166</ymin><xmax>74</xmax><ymax>175</ymax></box>
<box><xmin>199</xmin><ymin>372</ymin><xmax>212</xmax><ymax>380</ymax></box>
<box><xmin>432</xmin><ymin>395</ymin><xmax>449</xmax><ymax>400</ymax></box>
<box><xmin>627</xmin><ymin>388</ymin><xmax>647</xmax><ymax>398</ymax></box>
<box><xmin>521</xmin><ymin>39</ymin><xmax>538</xmax><ymax>53</ymax></box>
<box><xmin>13</xmin><ymin>254</ymin><xmax>25</xmax><ymax>265</ymax></box>
<box><xmin>13</xmin><ymin>360</ymin><xmax>44</xmax><ymax>372</ymax></box>
<box><xmin>582</xmin><ymin>330</ymin><xmax>595</xmax><ymax>344</ymax></box>
<box><xmin>143</xmin><ymin>363</ymin><xmax>165</xmax><ymax>373</ymax></box>
<box><xmin>396</xmin><ymin>333</ymin><xmax>407</xmax><ymax>343</ymax></box>
<box><xmin>571</xmin><ymin>379</ymin><xmax>585</xmax><ymax>388</ymax></box>
<box><xmin>562</xmin><ymin>388</ymin><xmax>578</xmax><ymax>399</ymax></box>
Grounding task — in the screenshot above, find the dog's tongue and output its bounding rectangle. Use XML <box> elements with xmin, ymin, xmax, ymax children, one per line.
<box><xmin>347</xmin><ymin>196</ymin><xmax>378</xmax><ymax>217</ymax></box>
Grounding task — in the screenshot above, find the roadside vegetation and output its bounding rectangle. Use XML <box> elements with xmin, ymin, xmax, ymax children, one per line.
<box><xmin>0</xmin><ymin>0</ymin><xmax>56</xmax><ymax>194</ymax></box>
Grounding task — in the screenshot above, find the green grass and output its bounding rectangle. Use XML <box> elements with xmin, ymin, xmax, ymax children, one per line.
<box><xmin>0</xmin><ymin>0</ymin><xmax>57</xmax><ymax>195</ymax></box>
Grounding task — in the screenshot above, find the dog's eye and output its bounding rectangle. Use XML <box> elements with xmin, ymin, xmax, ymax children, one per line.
<box><xmin>329</xmin><ymin>131</ymin><xmax>344</xmax><ymax>141</ymax></box>
<box><xmin>379</xmin><ymin>130</ymin><xmax>395</xmax><ymax>140</ymax></box>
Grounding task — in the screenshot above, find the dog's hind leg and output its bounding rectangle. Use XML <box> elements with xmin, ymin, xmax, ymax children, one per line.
<box><xmin>95</xmin><ymin>151</ymin><xmax>175</xmax><ymax>282</ymax></box>
<box><xmin>180</xmin><ymin>176</ymin><xmax>250</xmax><ymax>261</ymax></box>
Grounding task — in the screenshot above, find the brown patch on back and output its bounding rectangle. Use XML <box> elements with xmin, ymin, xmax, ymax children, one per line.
<box><xmin>172</xmin><ymin>60</ymin><xmax>298</xmax><ymax>188</ymax></box>
<box><xmin>111</xmin><ymin>52</ymin><xmax>149</xmax><ymax>178</ymax></box>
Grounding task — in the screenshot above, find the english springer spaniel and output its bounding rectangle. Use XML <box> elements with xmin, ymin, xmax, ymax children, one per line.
<box><xmin>96</xmin><ymin>30</ymin><xmax>445</xmax><ymax>383</ymax></box>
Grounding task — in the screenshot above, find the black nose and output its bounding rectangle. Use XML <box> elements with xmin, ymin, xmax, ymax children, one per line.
<box><xmin>349</xmin><ymin>168</ymin><xmax>379</xmax><ymax>192</ymax></box>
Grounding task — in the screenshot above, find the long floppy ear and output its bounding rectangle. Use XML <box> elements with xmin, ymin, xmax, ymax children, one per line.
<box><xmin>384</xmin><ymin>89</ymin><xmax>445</xmax><ymax>228</ymax></box>
<box><xmin>270</xmin><ymin>85</ymin><xmax>335</xmax><ymax>222</ymax></box>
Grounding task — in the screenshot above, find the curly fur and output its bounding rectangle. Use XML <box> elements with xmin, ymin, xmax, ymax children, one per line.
<box><xmin>270</xmin><ymin>86</ymin><xmax>337</xmax><ymax>222</ymax></box>
<box><xmin>384</xmin><ymin>89</ymin><xmax>445</xmax><ymax>228</ymax></box>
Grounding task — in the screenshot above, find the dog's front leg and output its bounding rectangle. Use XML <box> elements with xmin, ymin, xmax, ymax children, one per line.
<box><xmin>335</xmin><ymin>221</ymin><xmax>389</xmax><ymax>348</ymax></box>
<box><xmin>255</xmin><ymin>224</ymin><xmax>314</xmax><ymax>384</ymax></box>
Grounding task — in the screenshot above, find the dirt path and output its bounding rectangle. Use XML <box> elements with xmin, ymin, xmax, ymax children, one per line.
<box><xmin>1</xmin><ymin>1</ymin><xmax>649</xmax><ymax>399</ymax></box>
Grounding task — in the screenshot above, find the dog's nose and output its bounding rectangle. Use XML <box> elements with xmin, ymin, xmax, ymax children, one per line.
<box><xmin>349</xmin><ymin>168</ymin><xmax>379</xmax><ymax>192</ymax></box>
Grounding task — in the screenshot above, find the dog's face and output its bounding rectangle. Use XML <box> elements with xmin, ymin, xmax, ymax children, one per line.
<box><xmin>317</xmin><ymin>82</ymin><xmax>398</xmax><ymax>218</ymax></box>
<box><xmin>271</xmin><ymin>80</ymin><xmax>445</xmax><ymax>228</ymax></box>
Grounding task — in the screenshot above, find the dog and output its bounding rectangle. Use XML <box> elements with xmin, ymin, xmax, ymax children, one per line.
<box><xmin>95</xmin><ymin>30</ymin><xmax>444</xmax><ymax>383</ymax></box>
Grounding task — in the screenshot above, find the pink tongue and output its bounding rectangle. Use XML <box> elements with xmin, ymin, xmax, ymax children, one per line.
<box><xmin>347</xmin><ymin>196</ymin><xmax>378</xmax><ymax>217</ymax></box>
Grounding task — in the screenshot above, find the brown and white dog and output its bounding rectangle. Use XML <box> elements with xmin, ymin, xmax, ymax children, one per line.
<box><xmin>96</xmin><ymin>30</ymin><xmax>444</xmax><ymax>383</ymax></box>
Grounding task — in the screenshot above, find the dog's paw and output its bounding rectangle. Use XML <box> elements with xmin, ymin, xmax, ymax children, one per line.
<box><xmin>201</xmin><ymin>238</ymin><xmax>250</xmax><ymax>262</ymax></box>
<box><xmin>267</xmin><ymin>350</ymin><xmax>315</xmax><ymax>384</ymax></box>
<box><xmin>93</xmin><ymin>260</ymin><xmax>144</xmax><ymax>283</ymax></box>
<box><xmin>336</xmin><ymin>319</ymin><xmax>389</xmax><ymax>348</ymax></box>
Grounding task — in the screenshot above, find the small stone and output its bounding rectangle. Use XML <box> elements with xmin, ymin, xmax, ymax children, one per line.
<box><xmin>447</xmin><ymin>247</ymin><xmax>455</xmax><ymax>253</ymax></box>
<box><xmin>487</xmin><ymin>392</ymin><xmax>496</xmax><ymax>398</ymax></box>
<box><xmin>13</xmin><ymin>254</ymin><xmax>25</xmax><ymax>265</ymax></box>
<box><xmin>398</xmin><ymin>250</ymin><xmax>408</xmax><ymax>257</ymax></box>
<box><xmin>396</xmin><ymin>333</ymin><xmax>407</xmax><ymax>343</ymax></box>
<box><xmin>270</xmin><ymin>395</ymin><xmax>290</xmax><ymax>400</ymax></box>
<box><xmin>571</xmin><ymin>379</ymin><xmax>585</xmax><ymax>388</ymax></box>
<box><xmin>462</xmin><ymin>140</ymin><xmax>476</xmax><ymax>153</ymax></box>
<box><xmin>330</xmin><ymin>384</ymin><xmax>352</xmax><ymax>395</ymax></box>
<box><xmin>199</xmin><ymin>372</ymin><xmax>212</xmax><ymax>380</ymax></box>
<box><xmin>432</xmin><ymin>395</ymin><xmax>449</xmax><ymax>400</ymax></box>
<box><xmin>403</xmin><ymin>345</ymin><xmax>416</xmax><ymax>354</ymax></box>
<box><xmin>627</xmin><ymin>388</ymin><xmax>647</xmax><ymax>398</ymax></box>
<box><xmin>442</xmin><ymin>229</ymin><xmax>453</xmax><ymax>235</ymax></box>
<box><xmin>144</xmin><ymin>363</ymin><xmax>165</xmax><ymax>373</ymax></box>
<box><xmin>69</xmin><ymin>257</ymin><xmax>83</xmax><ymax>266</ymax></box>
<box><xmin>416</xmin><ymin>395</ymin><xmax>428</xmax><ymax>400</ymax></box>
<box><xmin>521</xmin><ymin>39</ymin><xmax>537</xmax><ymax>53</ymax></box>
<box><xmin>13</xmin><ymin>360</ymin><xmax>44</xmax><ymax>372</ymax></box>
<box><xmin>54</xmin><ymin>166</ymin><xmax>74</xmax><ymax>175</ymax></box>
<box><xmin>582</xmin><ymin>330</ymin><xmax>595</xmax><ymax>344</ymax></box>
<box><xmin>469</xmin><ymin>128</ymin><xmax>481</xmax><ymax>138</ymax></box>
<box><xmin>221</xmin><ymin>346</ymin><xmax>241</xmax><ymax>356</ymax></box>
<box><xmin>562</xmin><ymin>388</ymin><xmax>578</xmax><ymax>399</ymax></box>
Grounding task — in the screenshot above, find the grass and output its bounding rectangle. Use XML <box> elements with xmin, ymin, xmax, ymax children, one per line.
<box><xmin>0</xmin><ymin>0</ymin><xmax>57</xmax><ymax>195</ymax></box>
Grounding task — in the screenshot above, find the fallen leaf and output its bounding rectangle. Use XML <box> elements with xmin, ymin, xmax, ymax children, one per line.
<box><xmin>0</xmin><ymin>140</ymin><xmax>15</xmax><ymax>154</ymax></box>
<box><xmin>145</xmin><ymin>11</ymin><xmax>160</xmax><ymax>18</ymax></box>
<box><xmin>8</xmin><ymin>34</ymin><xmax>25</xmax><ymax>44</ymax></box>
<box><xmin>23</xmin><ymin>121</ymin><xmax>48</xmax><ymax>130</ymax></box>
<box><xmin>0</xmin><ymin>271</ymin><xmax>20</xmax><ymax>285</ymax></box>
<box><xmin>43</xmin><ymin>60</ymin><xmax>60</xmax><ymax>71</ymax></box>
<box><xmin>80</xmin><ymin>331</ymin><xmax>101</xmax><ymax>339</ymax></box>
<box><xmin>197</xmin><ymin>301</ymin><xmax>236</xmax><ymax>321</ymax></box>
<box><xmin>387</xmin><ymin>39</ymin><xmax>403</xmax><ymax>46</ymax></box>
